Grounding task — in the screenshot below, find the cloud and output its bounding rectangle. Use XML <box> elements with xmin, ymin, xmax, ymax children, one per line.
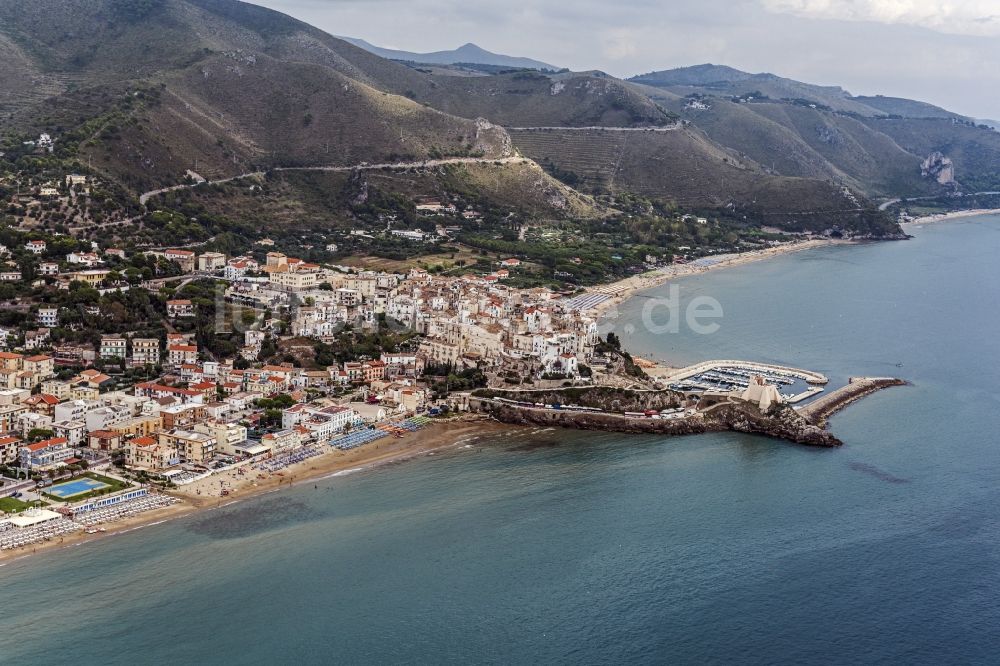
<box><xmin>761</xmin><ymin>0</ymin><xmax>1000</xmax><ymax>36</ymax></box>
<box><xmin>601</xmin><ymin>29</ymin><xmax>640</xmax><ymax>60</ymax></box>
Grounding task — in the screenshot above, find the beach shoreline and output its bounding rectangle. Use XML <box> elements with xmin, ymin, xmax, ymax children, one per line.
<box><xmin>903</xmin><ymin>208</ymin><xmax>1000</xmax><ymax>226</ymax></box>
<box><xmin>0</xmin><ymin>419</ymin><xmax>510</xmax><ymax>566</ymax></box>
<box><xmin>587</xmin><ymin>238</ymin><xmax>851</xmax><ymax>319</ymax></box>
<box><xmin>6</xmin><ymin>224</ymin><xmax>975</xmax><ymax>567</ymax></box>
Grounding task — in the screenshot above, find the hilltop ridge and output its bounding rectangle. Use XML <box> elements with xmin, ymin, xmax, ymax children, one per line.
<box><xmin>338</xmin><ymin>37</ymin><xmax>559</xmax><ymax>71</ymax></box>
<box><xmin>6</xmin><ymin>0</ymin><xmax>973</xmax><ymax>264</ymax></box>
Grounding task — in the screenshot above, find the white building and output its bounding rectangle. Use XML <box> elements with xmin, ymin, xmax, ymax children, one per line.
<box><xmin>52</xmin><ymin>419</ymin><xmax>87</xmax><ymax>448</ymax></box>
<box><xmin>99</xmin><ymin>335</ymin><xmax>127</xmax><ymax>360</ymax></box>
<box><xmin>131</xmin><ymin>338</ymin><xmax>160</xmax><ymax>366</ymax></box>
<box><xmin>37</xmin><ymin>307</ymin><xmax>59</xmax><ymax>327</ymax></box>
<box><xmin>66</xmin><ymin>252</ymin><xmax>103</xmax><ymax>266</ymax></box>
<box><xmin>197</xmin><ymin>252</ymin><xmax>227</xmax><ymax>272</ymax></box>
<box><xmin>166</xmin><ymin>300</ymin><xmax>195</xmax><ymax>318</ymax></box>
<box><xmin>281</xmin><ymin>403</ymin><xmax>355</xmax><ymax>440</ymax></box>
<box><xmin>85</xmin><ymin>404</ymin><xmax>132</xmax><ymax>432</ymax></box>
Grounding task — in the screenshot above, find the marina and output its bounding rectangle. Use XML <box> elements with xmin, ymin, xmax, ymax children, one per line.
<box><xmin>661</xmin><ymin>360</ymin><xmax>828</xmax><ymax>403</ymax></box>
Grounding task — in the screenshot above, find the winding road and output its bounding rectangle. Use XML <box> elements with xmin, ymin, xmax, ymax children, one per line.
<box><xmin>504</xmin><ymin>124</ymin><xmax>681</xmax><ymax>132</ymax></box>
<box><xmin>878</xmin><ymin>191</ymin><xmax>1000</xmax><ymax>211</ymax></box>
<box><xmin>139</xmin><ymin>156</ymin><xmax>532</xmax><ymax>205</ymax></box>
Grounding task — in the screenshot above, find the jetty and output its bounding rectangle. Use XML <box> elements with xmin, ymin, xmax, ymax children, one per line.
<box><xmin>798</xmin><ymin>377</ymin><xmax>907</xmax><ymax>427</ymax></box>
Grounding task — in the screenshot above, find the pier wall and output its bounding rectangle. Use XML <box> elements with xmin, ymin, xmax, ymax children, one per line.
<box><xmin>798</xmin><ymin>377</ymin><xmax>907</xmax><ymax>427</ymax></box>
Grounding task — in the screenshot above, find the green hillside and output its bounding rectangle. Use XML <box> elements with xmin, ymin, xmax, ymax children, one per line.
<box><xmin>854</xmin><ymin>96</ymin><xmax>961</xmax><ymax>119</ymax></box>
<box><xmin>859</xmin><ymin>117</ymin><xmax>1000</xmax><ymax>193</ymax></box>
<box><xmin>414</xmin><ymin>71</ymin><xmax>674</xmax><ymax>128</ymax></box>
<box><xmin>632</xmin><ymin>65</ymin><xmax>1000</xmax><ymax>197</ymax></box>
<box><xmin>631</xmin><ymin>65</ymin><xmax>883</xmax><ymax>115</ymax></box>
<box><xmin>0</xmin><ymin>0</ymin><xmax>907</xmax><ymax>243</ymax></box>
<box><xmin>509</xmin><ymin>126</ymin><xmax>899</xmax><ymax>234</ymax></box>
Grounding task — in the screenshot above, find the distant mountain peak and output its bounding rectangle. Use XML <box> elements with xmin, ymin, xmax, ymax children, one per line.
<box><xmin>338</xmin><ymin>36</ymin><xmax>558</xmax><ymax>71</ymax></box>
<box><xmin>632</xmin><ymin>64</ymin><xmax>777</xmax><ymax>87</ymax></box>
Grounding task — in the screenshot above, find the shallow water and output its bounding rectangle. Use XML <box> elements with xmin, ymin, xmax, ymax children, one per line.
<box><xmin>2</xmin><ymin>216</ymin><xmax>999</xmax><ymax>664</ymax></box>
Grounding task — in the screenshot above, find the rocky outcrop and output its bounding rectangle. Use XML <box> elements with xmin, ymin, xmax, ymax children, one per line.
<box><xmin>473</xmin><ymin>378</ymin><xmax>906</xmax><ymax>448</ymax></box>
<box><xmin>474</xmin><ymin>118</ymin><xmax>513</xmax><ymax>157</ymax></box>
<box><xmin>704</xmin><ymin>403</ymin><xmax>841</xmax><ymax>447</ymax></box>
<box><xmin>472</xmin><ymin>395</ymin><xmax>842</xmax><ymax>447</ymax></box>
<box><xmin>476</xmin><ymin>387</ymin><xmax>683</xmax><ymax>413</ymax></box>
<box><xmin>477</xmin><ymin>400</ymin><xmax>717</xmax><ymax>435</ymax></box>
<box><xmin>921</xmin><ymin>152</ymin><xmax>955</xmax><ymax>186</ymax></box>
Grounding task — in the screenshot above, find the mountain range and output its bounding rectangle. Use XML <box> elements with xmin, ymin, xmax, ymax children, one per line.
<box><xmin>2</xmin><ymin>0</ymin><xmax>999</xmax><ymax>249</ymax></box>
<box><xmin>337</xmin><ymin>37</ymin><xmax>559</xmax><ymax>71</ymax></box>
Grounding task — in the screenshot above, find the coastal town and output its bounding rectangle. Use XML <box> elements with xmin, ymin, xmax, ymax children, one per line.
<box><xmin>0</xmin><ymin>171</ymin><xmax>905</xmax><ymax>560</ymax></box>
<box><xmin>0</xmin><ymin>219</ymin><xmax>662</xmax><ymax>556</ymax></box>
<box><xmin>3</xmin><ymin>2</ymin><xmax>998</xmax><ymax>661</ymax></box>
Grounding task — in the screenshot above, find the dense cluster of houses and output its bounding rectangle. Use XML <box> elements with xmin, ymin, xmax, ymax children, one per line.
<box><xmin>0</xmin><ymin>232</ymin><xmax>611</xmax><ymax>482</ymax></box>
<box><xmin>0</xmin><ymin>348</ymin><xmax>441</xmax><ymax>476</ymax></box>
<box><xmin>220</xmin><ymin>252</ymin><xmax>600</xmax><ymax>379</ymax></box>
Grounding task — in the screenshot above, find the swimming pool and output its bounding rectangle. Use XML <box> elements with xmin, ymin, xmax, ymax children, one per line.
<box><xmin>46</xmin><ymin>478</ymin><xmax>110</xmax><ymax>499</ymax></box>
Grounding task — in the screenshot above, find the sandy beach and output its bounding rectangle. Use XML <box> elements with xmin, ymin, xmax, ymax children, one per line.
<box><xmin>0</xmin><ymin>419</ymin><xmax>510</xmax><ymax>566</ymax></box>
<box><xmin>904</xmin><ymin>208</ymin><xmax>1000</xmax><ymax>226</ymax></box>
<box><xmin>587</xmin><ymin>238</ymin><xmax>846</xmax><ymax>319</ymax></box>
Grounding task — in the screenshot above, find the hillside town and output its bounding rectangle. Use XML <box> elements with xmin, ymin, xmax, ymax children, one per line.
<box><xmin>0</xmin><ymin>235</ymin><xmax>617</xmax><ymax>550</ymax></box>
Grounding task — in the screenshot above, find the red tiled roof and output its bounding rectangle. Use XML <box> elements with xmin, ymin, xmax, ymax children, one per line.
<box><xmin>138</xmin><ymin>382</ymin><xmax>200</xmax><ymax>397</ymax></box>
<box><xmin>26</xmin><ymin>436</ymin><xmax>68</xmax><ymax>451</ymax></box>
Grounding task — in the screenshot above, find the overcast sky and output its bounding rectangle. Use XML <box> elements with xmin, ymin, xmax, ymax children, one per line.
<box><xmin>254</xmin><ymin>0</ymin><xmax>1000</xmax><ymax>119</ymax></box>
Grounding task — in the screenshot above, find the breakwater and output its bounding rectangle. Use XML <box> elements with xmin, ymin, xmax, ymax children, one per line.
<box><xmin>798</xmin><ymin>377</ymin><xmax>908</xmax><ymax>427</ymax></box>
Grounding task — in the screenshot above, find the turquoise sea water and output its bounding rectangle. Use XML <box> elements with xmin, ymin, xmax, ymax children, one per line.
<box><xmin>2</xmin><ymin>216</ymin><xmax>1000</xmax><ymax>664</ymax></box>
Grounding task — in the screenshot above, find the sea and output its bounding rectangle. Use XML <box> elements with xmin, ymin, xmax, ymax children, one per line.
<box><xmin>2</xmin><ymin>215</ymin><xmax>999</xmax><ymax>664</ymax></box>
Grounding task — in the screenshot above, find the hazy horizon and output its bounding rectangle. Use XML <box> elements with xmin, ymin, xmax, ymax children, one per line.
<box><xmin>253</xmin><ymin>0</ymin><xmax>1000</xmax><ymax>121</ymax></box>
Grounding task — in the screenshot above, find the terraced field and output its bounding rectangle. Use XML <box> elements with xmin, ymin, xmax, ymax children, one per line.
<box><xmin>511</xmin><ymin>127</ymin><xmax>755</xmax><ymax>204</ymax></box>
<box><xmin>509</xmin><ymin>129</ymin><xmax>630</xmax><ymax>192</ymax></box>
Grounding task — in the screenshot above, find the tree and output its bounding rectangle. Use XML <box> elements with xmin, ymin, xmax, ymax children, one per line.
<box><xmin>261</xmin><ymin>408</ymin><xmax>282</xmax><ymax>427</ymax></box>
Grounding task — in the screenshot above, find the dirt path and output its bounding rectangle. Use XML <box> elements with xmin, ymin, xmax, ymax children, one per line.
<box><xmin>139</xmin><ymin>157</ymin><xmax>531</xmax><ymax>205</ymax></box>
